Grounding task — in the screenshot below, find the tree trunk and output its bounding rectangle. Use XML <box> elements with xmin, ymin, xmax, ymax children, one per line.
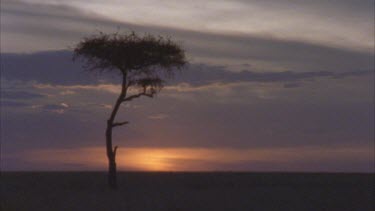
<box><xmin>106</xmin><ymin>73</ymin><xmax>127</xmax><ymax>190</ymax></box>
<box><xmin>106</xmin><ymin>122</ymin><xmax>117</xmax><ymax>189</ymax></box>
<box><xmin>108</xmin><ymin>153</ymin><xmax>117</xmax><ymax>189</ymax></box>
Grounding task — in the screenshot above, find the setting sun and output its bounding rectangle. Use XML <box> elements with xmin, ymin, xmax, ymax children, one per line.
<box><xmin>119</xmin><ymin>149</ymin><xmax>176</xmax><ymax>171</ymax></box>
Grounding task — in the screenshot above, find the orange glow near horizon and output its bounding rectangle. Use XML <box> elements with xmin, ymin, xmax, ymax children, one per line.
<box><xmin>22</xmin><ymin>146</ymin><xmax>372</xmax><ymax>171</ymax></box>
<box><xmin>119</xmin><ymin>149</ymin><xmax>177</xmax><ymax>171</ymax></box>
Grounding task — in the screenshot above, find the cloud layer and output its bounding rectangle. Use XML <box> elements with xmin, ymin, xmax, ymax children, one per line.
<box><xmin>2</xmin><ymin>51</ymin><xmax>372</xmax><ymax>86</ymax></box>
<box><xmin>2</xmin><ymin>0</ymin><xmax>374</xmax><ymax>72</ymax></box>
<box><xmin>11</xmin><ymin>0</ymin><xmax>373</xmax><ymax>51</ymax></box>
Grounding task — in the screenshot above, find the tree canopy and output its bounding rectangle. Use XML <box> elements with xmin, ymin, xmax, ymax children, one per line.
<box><xmin>74</xmin><ymin>32</ymin><xmax>186</xmax><ymax>96</ymax></box>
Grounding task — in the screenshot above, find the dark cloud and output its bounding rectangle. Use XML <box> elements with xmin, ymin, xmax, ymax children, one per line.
<box><xmin>173</xmin><ymin>64</ymin><xmax>373</xmax><ymax>86</ymax></box>
<box><xmin>1</xmin><ymin>51</ymin><xmax>118</xmax><ymax>85</ymax></box>
<box><xmin>185</xmin><ymin>33</ymin><xmax>374</xmax><ymax>71</ymax></box>
<box><xmin>2</xmin><ymin>51</ymin><xmax>373</xmax><ymax>87</ymax></box>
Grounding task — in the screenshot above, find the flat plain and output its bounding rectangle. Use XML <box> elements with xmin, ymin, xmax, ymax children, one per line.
<box><xmin>1</xmin><ymin>172</ymin><xmax>373</xmax><ymax>211</ymax></box>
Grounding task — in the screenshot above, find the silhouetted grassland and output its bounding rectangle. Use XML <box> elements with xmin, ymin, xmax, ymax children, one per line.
<box><xmin>1</xmin><ymin>172</ymin><xmax>373</xmax><ymax>211</ymax></box>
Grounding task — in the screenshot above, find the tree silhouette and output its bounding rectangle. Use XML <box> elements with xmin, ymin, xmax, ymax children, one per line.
<box><xmin>73</xmin><ymin>32</ymin><xmax>186</xmax><ymax>189</ymax></box>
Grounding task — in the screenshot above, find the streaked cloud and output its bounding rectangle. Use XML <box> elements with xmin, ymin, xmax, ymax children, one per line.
<box><xmin>38</xmin><ymin>103</ymin><xmax>69</xmax><ymax>114</ymax></box>
<box><xmin>33</xmin><ymin>83</ymin><xmax>121</xmax><ymax>94</ymax></box>
<box><xmin>15</xmin><ymin>0</ymin><xmax>374</xmax><ymax>51</ymax></box>
<box><xmin>1</xmin><ymin>1</ymin><xmax>373</xmax><ymax>71</ymax></box>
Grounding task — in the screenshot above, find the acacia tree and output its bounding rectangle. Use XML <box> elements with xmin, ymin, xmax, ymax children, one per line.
<box><xmin>73</xmin><ymin>32</ymin><xmax>186</xmax><ymax>189</ymax></box>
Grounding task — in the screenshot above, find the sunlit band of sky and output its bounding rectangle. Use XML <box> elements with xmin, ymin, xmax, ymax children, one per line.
<box><xmin>4</xmin><ymin>146</ymin><xmax>372</xmax><ymax>172</ymax></box>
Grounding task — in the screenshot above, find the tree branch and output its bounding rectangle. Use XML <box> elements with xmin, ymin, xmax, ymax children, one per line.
<box><xmin>112</xmin><ymin>121</ymin><xmax>129</xmax><ymax>127</ymax></box>
<box><xmin>123</xmin><ymin>92</ymin><xmax>154</xmax><ymax>102</ymax></box>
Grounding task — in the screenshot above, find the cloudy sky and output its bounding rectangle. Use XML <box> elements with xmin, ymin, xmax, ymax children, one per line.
<box><xmin>1</xmin><ymin>0</ymin><xmax>374</xmax><ymax>172</ymax></box>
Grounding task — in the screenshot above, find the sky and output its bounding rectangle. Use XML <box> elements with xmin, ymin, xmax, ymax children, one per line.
<box><xmin>1</xmin><ymin>0</ymin><xmax>374</xmax><ymax>172</ymax></box>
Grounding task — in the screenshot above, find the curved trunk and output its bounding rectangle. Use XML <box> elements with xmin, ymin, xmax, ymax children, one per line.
<box><xmin>106</xmin><ymin>73</ymin><xmax>127</xmax><ymax>189</ymax></box>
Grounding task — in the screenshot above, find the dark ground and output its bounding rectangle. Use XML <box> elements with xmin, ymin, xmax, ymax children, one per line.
<box><xmin>1</xmin><ymin>172</ymin><xmax>373</xmax><ymax>211</ymax></box>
